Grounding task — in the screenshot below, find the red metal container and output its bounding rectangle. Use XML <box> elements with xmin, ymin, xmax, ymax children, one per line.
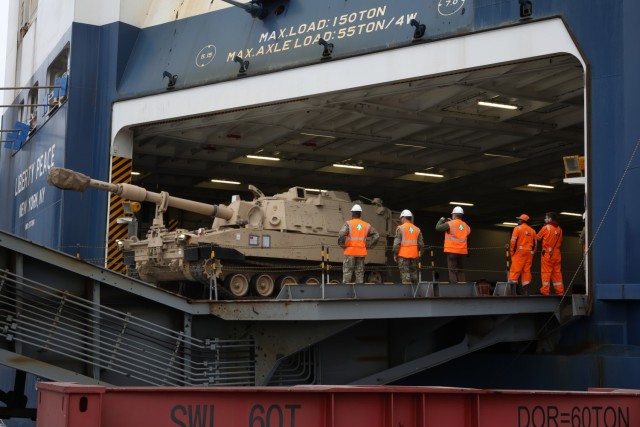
<box><xmin>36</xmin><ymin>382</ymin><xmax>640</xmax><ymax>427</ymax></box>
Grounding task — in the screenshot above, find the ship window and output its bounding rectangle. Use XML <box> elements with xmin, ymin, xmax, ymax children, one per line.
<box><xmin>17</xmin><ymin>99</ymin><xmax>25</xmax><ymax>123</ymax></box>
<box><xmin>47</xmin><ymin>45</ymin><xmax>70</xmax><ymax>87</ymax></box>
<box><xmin>46</xmin><ymin>45</ymin><xmax>70</xmax><ymax>114</ymax></box>
<box><xmin>27</xmin><ymin>82</ymin><xmax>38</xmax><ymax>129</ymax></box>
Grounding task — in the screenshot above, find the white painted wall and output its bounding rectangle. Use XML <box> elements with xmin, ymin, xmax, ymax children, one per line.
<box><xmin>119</xmin><ymin>0</ymin><xmax>156</xmax><ymax>28</ymax></box>
<box><xmin>73</xmin><ymin>0</ymin><xmax>120</xmax><ymax>26</ymax></box>
<box><xmin>4</xmin><ymin>0</ymin><xmax>234</xmax><ymax>99</ymax></box>
<box><xmin>1</xmin><ymin>1</ymin><xmax>19</xmax><ymax>108</ymax></box>
<box><xmin>73</xmin><ymin>0</ymin><xmax>231</xmax><ymax>28</ymax></box>
<box><xmin>11</xmin><ymin>1</ymin><xmax>73</xmax><ymax>87</ymax></box>
<box><xmin>140</xmin><ymin>0</ymin><xmax>230</xmax><ymax>28</ymax></box>
<box><xmin>0</xmin><ymin>4</ymin><xmax>7</xmax><ymax>92</ymax></box>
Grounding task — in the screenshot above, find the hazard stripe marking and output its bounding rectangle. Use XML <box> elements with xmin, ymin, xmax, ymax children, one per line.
<box><xmin>107</xmin><ymin>156</ymin><xmax>132</xmax><ymax>272</ymax></box>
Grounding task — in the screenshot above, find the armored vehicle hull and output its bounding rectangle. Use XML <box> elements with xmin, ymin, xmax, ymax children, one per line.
<box><xmin>49</xmin><ymin>167</ymin><xmax>396</xmax><ymax>297</ymax></box>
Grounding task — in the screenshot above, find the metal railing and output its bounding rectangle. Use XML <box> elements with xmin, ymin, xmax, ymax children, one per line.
<box><xmin>0</xmin><ymin>270</ymin><xmax>255</xmax><ymax>386</ymax></box>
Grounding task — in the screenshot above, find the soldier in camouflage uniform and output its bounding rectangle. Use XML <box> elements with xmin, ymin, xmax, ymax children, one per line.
<box><xmin>392</xmin><ymin>210</ymin><xmax>425</xmax><ymax>284</ymax></box>
<box><xmin>338</xmin><ymin>204</ymin><xmax>380</xmax><ymax>284</ymax></box>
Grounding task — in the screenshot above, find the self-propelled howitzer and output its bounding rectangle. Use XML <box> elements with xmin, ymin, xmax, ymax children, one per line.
<box><xmin>48</xmin><ymin>167</ymin><xmax>397</xmax><ymax>298</ymax></box>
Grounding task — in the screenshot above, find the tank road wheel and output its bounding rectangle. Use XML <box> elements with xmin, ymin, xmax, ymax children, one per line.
<box><xmin>125</xmin><ymin>266</ymin><xmax>140</xmax><ymax>280</ymax></box>
<box><xmin>276</xmin><ymin>275</ymin><xmax>298</xmax><ymax>287</ymax></box>
<box><xmin>366</xmin><ymin>271</ymin><xmax>383</xmax><ymax>284</ymax></box>
<box><xmin>251</xmin><ymin>274</ymin><xmax>276</xmax><ymax>297</ymax></box>
<box><xmin>303</xmin><ymin>277</ymin><xmax>320</xmax><ymax>285</ymax></box>
<box><xmin>225</xmin><ymin>273</ymin><xmax>250</xmax><ymax>297</ymax></box>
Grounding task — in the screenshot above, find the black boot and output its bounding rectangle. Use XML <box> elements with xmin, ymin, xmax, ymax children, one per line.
<box><xmin>516</xmin><ymin>283</ymin><xmax>529</xmax><ymax>297</ymax></box>
<box><xmin>513</xmin><ymin>281</ymin><xmax>523</xmax><ymax>295</ymax></box>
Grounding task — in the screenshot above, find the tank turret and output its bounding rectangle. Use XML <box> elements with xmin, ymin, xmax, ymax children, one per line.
<box><xmin>48</xmin><ymin>167</ymin><xmax>397</xmax><ymax>298</ymax></box>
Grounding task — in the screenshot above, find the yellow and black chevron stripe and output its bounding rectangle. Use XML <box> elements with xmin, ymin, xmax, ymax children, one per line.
<box><xmin>168</xmin><ymin>218</ymin><xmax>179</xmax><ymax>232</ymax></box>
<box><xmin>107</xmin><ymin>156</ymin><xmax>132</xmax><ymax>272</ymax></box>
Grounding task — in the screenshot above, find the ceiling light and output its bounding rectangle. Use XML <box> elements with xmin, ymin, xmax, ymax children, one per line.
<box><xmin>449</xmin><ymin>201</ymin><xmax>474</xmax><ymax>206</ymax></box>
<box><xmin>247</xmin><ymin>155</ymin><xmax>280</xmax><ymax>161</ymax></box>
<box><xmin>527</xmin><ymin>183</ymin><xmax>554</xmax><ymax>189</ymax></box>
<box><xmin>131</xmin><ymin>171</ymin><xmax>141</xmax><ymax>176</ymax></box>
<box><xmin>394</xmin><ymin>143</ymin><xmax>426</xmax><ymax>149</ymax></box>
<box><xmin>211</xmin><ymin>179</ymin><xmax>241</xmax><ymax>185</ymax></box>
<box><xmin>560</xmin><ymin>212</ymin><xmax>582</xmax><ymax>217</ymax></box>
<box><xmin>495</xmin><ymin>222</ymin><xmax>518</xmax><ymax>228</ymax></box>
<box><xmin>414</xmin><ymin>172</ymin><xmax>444</xmax><ymax>178</ymax></box>
<box><xmin>300</xmin><ymin>132</ymin><xmax>335</xmax><ymax>139</ymax></box>
<box><xmin>478</xmin><ymin>101</ymin><xmax>519</xmax><ymax>110</ymax></box>
<box><xmin>333</xmin><ymin>163</ymin><xmax>364</xmax><ymax>170</ymax></box>
<box><xmin>483</xmin><ymin>153</ymin><xmax>516</xmax><ymax>159</ymax></box>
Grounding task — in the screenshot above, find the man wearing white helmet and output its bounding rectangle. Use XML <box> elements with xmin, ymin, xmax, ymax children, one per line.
<box><xmin>338</xmin><ymin>204</ymin><xmax>380</xmax><ymax>284</ymax></box>
<box><xmin>392</xmin><ymin>210</ymin><xmax>425</xmax><ymax>284</ymax></box>
<box><xmin>435</xmin><ymin>206</ymin><xmax>471</xmax><ymax>283</ymax></box>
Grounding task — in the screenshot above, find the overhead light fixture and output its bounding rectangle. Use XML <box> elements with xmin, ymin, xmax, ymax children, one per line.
<box><xmin>484</xmin><ymin>153</ymin><xmax>516</xmax><ymax>159</ymax></box>
<box><xmin>414</xmin><ymin>172</ymin><xmax>444</xmax><ymax>178</ymax></box>
<box><xmin>211</xmin><ymin>179</ymin><xmax>241</xmax><ymax>185</ymax></box>
<box><xmin>410</xmin><ymin>18</ymin><xmax>426</xmax><ymax>40</ymax></box>
<box><xmin>247</xmin><ymin>155</ymin><xmax>280</xmax><ymax>161</ymax></box>
<box><xmin>394</xmin><ymin>143</ymin><xmax>426</xmax><ymax>149</ymax></box>
<box><xmin>131</xmin><ymin>171</ymin><xmax>141</xmax><ymax>176</ymax></box>
<box><xmin>495</xmin><ymin>222</ymin><xmax>518</xmax><ymax>228</ymax></box>
<box><xmin>162</xmin><ymin>70</ymin><xmax>177</xmax><ymax>90</ymax></box>
<box><xmin>528</xmin><ymin>183</ymin><xmax>554</xmax><ymax>189</ymax></box>
<box><xmin>560</xmin><ymin>212</ymin><xmax>583</xmax><ymax>217</ymax></box>
<box><xmin>563</xmin><ymin>155</ymin><xmax>585</xmax><ymax>177</ymax></box>
<box><xmin>449</xmin><ymin>201</ymin><xmax>474</xmax><ymax>206</ymax></box>
<box><xmin>300</xmin><ymin>132</ymin><xmax>335</xmax><ymax>139</ymax></box>
<box><xmin>333</xmin><ymin>163</ymin><xmax>364</xmax><ymax>170</ymax></box>
<box><xmin>478</xmin><ymin>101</ymin><xmax>519</xmax><ymax>110</ymax></box>
<box><xmin>318</xmin><ymin>38</ymin><xmax>334</xmax><ymax>58</ymax></box>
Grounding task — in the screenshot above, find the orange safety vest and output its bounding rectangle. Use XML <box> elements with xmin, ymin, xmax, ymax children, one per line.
<box><xmin>344</xmin><ymin>219</ymin><xmax>370</xmax><ymax>256</ymax></box>
<box><xmin>444</xmin><ymin>219</ymin><xmax>470</xmax><ymax>255</ymax></box>
<box><xmin>397</xmin><ymin>222</ymin><xmax>420</xmax><ymax>258</ymax></box>
<box><xmin>510</xmin><ymin>224</ymin><xmax>536</xmax><ymax>252</ymax></box>
<box><xmin>537</xmin><ymin>224</ymin><xmax>563</xmax><ymax>254</ymax></box>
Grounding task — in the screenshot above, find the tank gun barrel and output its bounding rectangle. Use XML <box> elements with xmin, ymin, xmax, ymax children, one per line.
<box><xmin>48</xmin><ymin>167</ymin><xmax>233</xmax><ymax>220</ymax></box>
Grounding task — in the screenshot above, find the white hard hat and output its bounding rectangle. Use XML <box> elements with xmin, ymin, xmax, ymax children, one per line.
<box><xmin>451</xmin><ymin>206</ymin><xmax>464</xmax><ymax>215</ymax></box>
<box><xmin>400</xmin><ymin>209</ymin><xmax>413</xmax><ymax>218</ymax></box>
<box><xmin>351</xmin><ymin>204</ymin><xmax>363</xmax><ymax>212</ymax></box>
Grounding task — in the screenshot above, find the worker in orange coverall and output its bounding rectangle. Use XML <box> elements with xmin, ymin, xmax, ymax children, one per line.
<box><xmin>509</xmin><ymin>214</ymin><xmax>537</xmax><ymax>295</ymax></box>
<box><xmin>536</xmin><ymin>211</ymin><xmax>564</xmax><ymax>295</ymax></box>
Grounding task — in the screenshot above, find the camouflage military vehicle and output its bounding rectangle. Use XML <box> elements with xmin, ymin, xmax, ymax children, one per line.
<box><xmin>48</xmin><ymin>167</ymin><xmax>397</xmax><ymax>298</ymax></box>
